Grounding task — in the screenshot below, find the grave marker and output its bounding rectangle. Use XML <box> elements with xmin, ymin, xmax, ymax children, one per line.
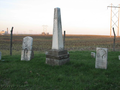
<box><xmin>91</xmin><ymin>52</ymin><xmax>95</xmax><ymax>58</ymax></box>
<box><xmin>46</xmin><ymin>7</ymin><xmax>69</xmax><ymax>66</ymax></box>
<box><xmin>21</xmin><ymin>36</ymin><xmax>34</xmax><ymax>61</ymax></box>
<box><xmin>118</xmin><ymin>55</ymin><xmax>120</xmax><ymax>60</ymax></box>
<box><xmin>95</xmin><ymin>47</ymin><xmax>108</xmax><ymax>69</ymax></box>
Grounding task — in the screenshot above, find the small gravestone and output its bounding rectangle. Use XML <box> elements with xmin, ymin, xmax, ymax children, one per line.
<box><xmin>91</xmin><ymin>52</ymin><xmax>95</xmax><ymax>58</ymax></box>
<box><xmin>95</xmin><ymin>47</ymin><xmax>108</xmax><ymax>69</ymax></box>
<box><xmin>46</xmin><ymin>7</ymin><xmax>69</xmax><ymax>66</ymax></box>
<box><xmin>21</xmin><ymin>36</ymin><xmax>34</xmax><ymax>61</ymax></box>
<box><xmin>0</xmin><ymin>52</ymin><xmax>1</xmax><ymax>60</ymax></box>
<box><xmin>118</xmin><ymin>55</ymin><xmax>120</xmax><ymax>60</ymax></box>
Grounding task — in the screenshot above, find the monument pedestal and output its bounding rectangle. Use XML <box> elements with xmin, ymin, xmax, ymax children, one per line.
<box><xmin>46</xmin><ymin>49</ymin><xmax>69</xmax><ymax>66</ymax></box>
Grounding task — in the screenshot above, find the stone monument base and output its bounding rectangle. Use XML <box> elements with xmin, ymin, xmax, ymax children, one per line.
<box><xmin>46</xmin><ymin>49</ymin><xmax>69</xmax><ymax>66</ymax></box>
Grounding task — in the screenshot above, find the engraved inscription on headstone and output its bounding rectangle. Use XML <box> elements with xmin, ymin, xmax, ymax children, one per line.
<box><xmin>21</xmin><ymin>36</ymin><xmax>34</xmax><ymax>61</ymax></box>
<box><xmin>95</xmin><ymin>47</ymin><xmax>108</xmax><ymax>69</ymax></box>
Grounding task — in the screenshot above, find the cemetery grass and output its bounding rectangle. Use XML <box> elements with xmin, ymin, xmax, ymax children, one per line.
<box><xmin>0</xmin><ymin>51</ymin><xmax>120</xmax><ymax>90</ymax></box>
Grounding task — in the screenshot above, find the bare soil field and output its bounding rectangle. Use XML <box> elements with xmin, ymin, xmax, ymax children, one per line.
<box><xmin>0</xmin><ymin>34</ymin><xmax>120</xmax><ymax>55</ymax></box>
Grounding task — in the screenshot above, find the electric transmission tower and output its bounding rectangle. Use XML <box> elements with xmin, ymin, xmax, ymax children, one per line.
<box><xmin>42</xmin><ymin>25</ymin><xmax>48</xmax><ymax>34</ymax></box>
<box><xmin>107</xmin><ymin>4</ymin><xmax>120</xmax><ymax>37</ymax></box>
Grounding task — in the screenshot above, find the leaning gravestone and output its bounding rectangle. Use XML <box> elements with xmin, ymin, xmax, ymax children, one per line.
<box><xmin>95</xmin><ymin>47</ymin><xmax>108</xmax><ymax>69</ymax></box>
<box><xmin>46</xmin><ymin>7</ymin><xmax>69</xmax><ymax>66</ymax></box>
<box><xmin>21</xmin><ymin>36</ymin><xmax>34</xmax><ymax>61</ymax></box>
<box><xmin>0</xmin><ymin>52</ymin><xmax>1</xmax><ymax>60</ymax></box>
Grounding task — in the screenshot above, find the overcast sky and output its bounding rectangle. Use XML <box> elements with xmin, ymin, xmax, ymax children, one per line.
<box><xmin>0</xmin><ymin>0</ymin><xmax>120</xmax><ymax>35</ymax></box>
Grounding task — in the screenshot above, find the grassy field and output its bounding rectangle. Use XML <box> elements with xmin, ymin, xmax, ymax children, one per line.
<box><xmin>0</xmin><ymin>51</ymin><xmax>120</xmax><ymax>90</ymax></box>
<box><xmin>0</xmin><ymin>35</ymin><xmax>120</xmax><ymax>89</ymax></box>
<box><xmin>0</xmin><ymin>34</ymin><xmax>120</xmax><ymax>56</ymax></box>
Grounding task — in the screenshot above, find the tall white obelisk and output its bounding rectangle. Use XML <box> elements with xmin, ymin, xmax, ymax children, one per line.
<box><xmin>46</xmin><ymin>7</ymin><xmax>69</xmax><ymax>66</ymax></box>
<box><xmin>52</xmin><ymin>7</ymin><xmax>64</xmax><ymax>50</ymax></box>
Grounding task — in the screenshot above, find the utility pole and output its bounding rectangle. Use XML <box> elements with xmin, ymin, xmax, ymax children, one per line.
<box><xmin>118</xmin><ymin>5</ymin><xmax>120</xmax><ymax>37</ymax></box>
<box><xmin>107</xmin><ymin>4</ymin><xmax>120</xmax><ymax>37</ymax></box>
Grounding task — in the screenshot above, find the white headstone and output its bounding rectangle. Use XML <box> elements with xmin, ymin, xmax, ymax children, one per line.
<box><xmin>0</xmin><ymin>52</ymin><xmax>1</xmax><ymax>60</ymax></box>
<box><xmin>118</xmin><ymin>55</ymin><xmax>120</xmax><ymax>60</ymax></box>
<box><xmin>52</xmin><ymin>7</ymin><xmax>64</xmax><ymax>50</ymax></box>
<box><xmin>91</xmin><ymin>52</ymin><xmax>95</xmax><ymax>58</ymax></box>
<box><xmin>95</xmin><ymin>47</ymin><xmax>108</xmax><ymax>69</ymax></box>
<box><xmin>21</xmin><ymin>36</ymin><xmax>34</xmax><ymax>61</ymax></box>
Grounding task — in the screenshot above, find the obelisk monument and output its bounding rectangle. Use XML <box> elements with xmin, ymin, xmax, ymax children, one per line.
<box><xmin>46</xmin><ymin>7</ymin><xmax>69</xmax><ymax>65</ymax></box>
<box><xmin>52</xmin><ymin>7</ymin><xmax>63</xmax><ymax>50</ymax></box>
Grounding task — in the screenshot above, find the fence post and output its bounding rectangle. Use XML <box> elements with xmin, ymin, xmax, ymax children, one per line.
<box><xmin>10</xmin><ymin>27</ymin><xmax>14</xmax><ymax>56</ymax></box>
<box><xmin>64</xmin><ymin>31</ymin><xmax>65</xmax><ymax>49</ymax></box>
<box><xmin>112</xmin><ymin>27</ymin><xmax>116</xmax><ymax>51</ymax></box>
